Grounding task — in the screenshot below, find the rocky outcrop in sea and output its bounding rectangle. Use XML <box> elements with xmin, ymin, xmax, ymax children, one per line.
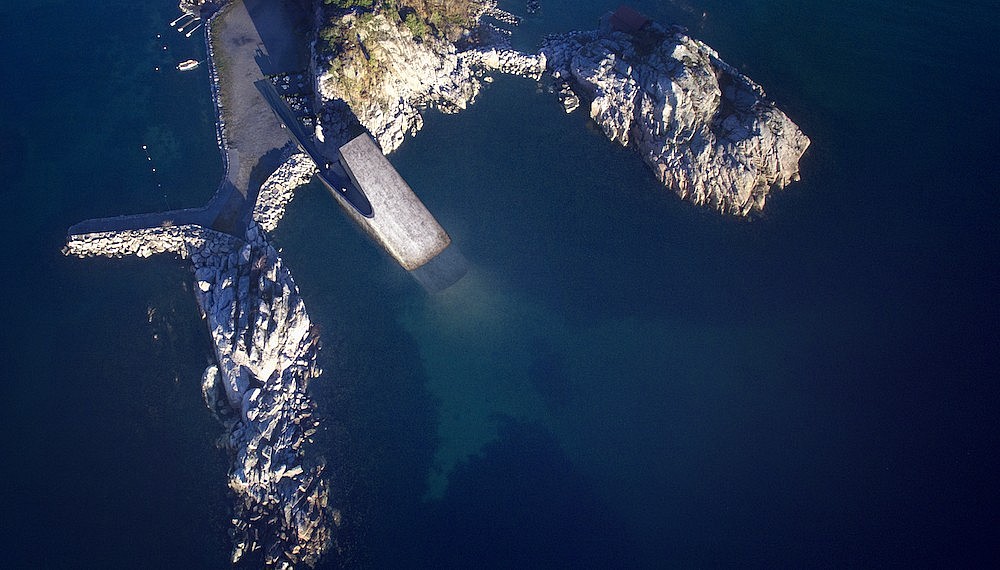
<box><xmin>317</xmin><ymin>12</ymin><xmax>482</xmax><ymax>153</ymax></box>
<box><xmin>194</xmin><ymin>220</ymin><xmax>331</xmax><ymax>568</ymax></box>
<box><xmin>542</xmin><ymin>23</ymin><xmax>810</xmax><ymax>215</ymax></box>
<box><xmin>315</xmin><ymin>4</ymin><xmax>543</xmax><ymax>154</ymax></box>
<box><xmin>64</xmin><ymin>157</ymin><xmax>334</xmax><ymax>567</ymax></box>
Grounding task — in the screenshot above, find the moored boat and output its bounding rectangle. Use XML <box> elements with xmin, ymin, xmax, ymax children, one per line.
<box><xmin>177</xmin><ymin>59</ymin><xmax>200</xmax><ymax>71</ymax></box>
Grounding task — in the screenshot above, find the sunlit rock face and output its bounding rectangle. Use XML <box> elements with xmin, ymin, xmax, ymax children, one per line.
<box><xmin>543</xmin><ymin>23</ymin><xmax>810</xmax><ymax>216</ymax></box>
<box><xmin>193</xmin><ymin>220</ymin><xmax>332</xmax><ymax>568</ymax></box>
<box><xmin>315</xmin><ymin>4</ymin><xmax>543</xmax><ymax>154</ymax></box>
<box><xmin>317</xmin><ymin>12</ymin><xmax>483</xmax><ymax>153</ymax></box>
<box><xmin>63</xmin><ymin>155</ymin><xmax>336</xmax><ymax>567</ymax></box>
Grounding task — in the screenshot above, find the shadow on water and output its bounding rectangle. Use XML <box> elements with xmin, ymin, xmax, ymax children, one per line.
<box><xmin>271</xmin><ymin>184</ymin><xmax>440</xmax><ymax>569</ymax></box>
<box><xmin>397</xmin><ymin>418</ymin><xmax>635</xmax><ymax>568</ymax></box>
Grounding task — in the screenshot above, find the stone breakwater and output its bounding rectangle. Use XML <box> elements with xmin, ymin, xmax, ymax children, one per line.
<box><xmin>254</xmin><ymin>153</ymin><xmax>319</xmax><ymax>233</ymax></box>
<box><xmin>464</xmin><ymin>48</ymin><xmax>546</xmax><ymax>80</ymax></box>
<box><xmin>64</xmin><ymin>224</ymin><xmax>203</xmax><ymax>259</ymax></box>
<box><xmin>542</xmin><ymin>24</ymin><xmax>810</xmax><ymax>215</ymax></box>
<box><xmin>64</xmin><ymin>162</ymin><xmax>334</xmax><ymax>567</ymax></box>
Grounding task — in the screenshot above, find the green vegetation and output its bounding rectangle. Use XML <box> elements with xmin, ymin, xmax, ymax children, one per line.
<box><xmin>323</xmin><ymin>0</ymin><xmax>375</xmax><ymax>8</ymax></box>
<box><xmin>404</xmin><ymin>0</ymin><xmax>477</xmax><ymax>40</ymax></box>
<box><xmin>315</xmin><ymin>1</ymin><xmax>484</xmax><ymax>113</ymax></box>
<box><xmin>403</xmin><ymin>12</ymin><xmax>428</xmax><ymax>39</ymax></box>
<box><xmin>321</xmin><ymin>0</ymin><xmax>477</xmax><ymax>43</ymax></box>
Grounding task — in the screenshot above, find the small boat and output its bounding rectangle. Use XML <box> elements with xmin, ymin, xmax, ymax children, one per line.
<box><xmin>177</xmin><ymin>59</ymin><xmax>200</xmax><ymax>72</ymax></box>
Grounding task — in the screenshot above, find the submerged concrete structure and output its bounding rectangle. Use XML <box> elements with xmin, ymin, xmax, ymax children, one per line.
<box><xmin>337</xmin><ymin>134</ymin><xmax>451</xmax><ymax>271</ymax></box>
<box><xmin>257</xmin><ymin>75</ymin><xmax>465</xmax><ymax>289</ymax></box>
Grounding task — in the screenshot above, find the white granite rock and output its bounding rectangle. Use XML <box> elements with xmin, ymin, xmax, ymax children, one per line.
<box><xmin>542</xmin><ymin>25</ymin><xmax>810</xmax><ymax>215</ymax></box>
<box><xmin>317</xmin><ymin>9</ymin><xmax>544</xmax><ymax>154</ymax></box>
<box><xmin>253</xmin><ymin>153</ymin><xmax>318</xmax><ymax>233</ymax></box>
<box><xmin>188</xmin><ymin>221</ymin><xmax>331</xmax><ymax>567</ymax></box>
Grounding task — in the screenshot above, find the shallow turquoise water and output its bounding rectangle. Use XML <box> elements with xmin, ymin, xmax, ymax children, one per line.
<box><xmin>2</xmin><ymin>0</ymin><xmax>999</xmax><ymax>567</ymax></box>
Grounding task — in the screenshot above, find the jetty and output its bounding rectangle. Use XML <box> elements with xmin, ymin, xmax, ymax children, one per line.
<box><xmin>66</xmin><ymin>0</ymin><xmax>463</xmax><ymax>289</ymax></box>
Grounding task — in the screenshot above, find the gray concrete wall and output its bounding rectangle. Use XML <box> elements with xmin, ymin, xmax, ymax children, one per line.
<box><xmin>211</xmin><ymin>0</ymin><xmax>305</xmax><ymax>198</ymax></box>
<box><xmin>338</xmin><ymin>134</ymin><xmax>451</xmax><ymax>271</ymax></box>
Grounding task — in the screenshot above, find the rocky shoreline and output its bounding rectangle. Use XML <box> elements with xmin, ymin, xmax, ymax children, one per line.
<box><xmin>542</xmin><ymin>23</ymin><xmax>810</xmax><ymax>215</ymax></box>
<box><xmin>314</xmin><ymin>3</ymin><xmax>808</xmax><ymax>214</ymax></box>
<box><xmin>65</xmin><ymin>159</ymin><xmax>333</xmax><ymax>567</ymax></box>
<box><xmin>313</xmin><ymin>2</ymin><xmax>545</xmax><ymax>154</ymax></box>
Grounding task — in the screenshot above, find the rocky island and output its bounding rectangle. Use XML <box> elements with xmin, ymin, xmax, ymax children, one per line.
<box><xmin>63</xmin><ymin>1</ymin><xmax>809</xmax><ymax>567</ymax></box>
<box><xmin>543</xmin><ymin>9</ymin><xmax>810</xmax><ymax>215</ymax></box>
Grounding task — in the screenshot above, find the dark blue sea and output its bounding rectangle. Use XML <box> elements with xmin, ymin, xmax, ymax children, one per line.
<box><xmin>1</xmin><ymin>0</ymin><xmax>998</xmax><ymax>567</ymax></box>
